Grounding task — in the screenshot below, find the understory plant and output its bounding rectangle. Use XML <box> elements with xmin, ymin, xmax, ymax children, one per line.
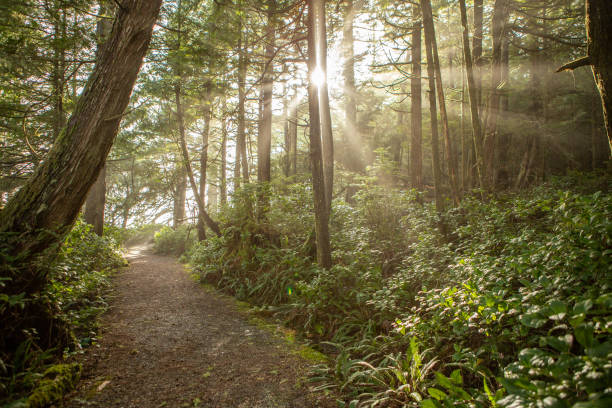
<box><xmin>0</xmin><ymin>220</ymin><xmax>125</xmax><ymax>405</ymax></box>
<box><xmin>188</xmin><ymin>173</ymin><xmax>611</xmax><ymax>407</ymax></box>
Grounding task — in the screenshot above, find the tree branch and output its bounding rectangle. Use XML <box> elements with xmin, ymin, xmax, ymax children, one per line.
<box><xmin>556</xmin><ymin>56</ymin><xmax>591</xmax><ymax>73</ymax></box>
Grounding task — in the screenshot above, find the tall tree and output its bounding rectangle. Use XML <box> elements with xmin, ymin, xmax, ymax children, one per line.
<box><xmin>420</xmin><ymin>0</ymin><xmax>443</xmax><ymax>212</ymax></box>
<box><xmin>557</xmin><ymin>0</ymin><xmax>612</xmax><ymax>154</ymax></box>
<box><xmin>315</xmin><ymin>0</ymin><xmax>334</xmax><ymax>213</ymax></box>
<box><xmin>257</xmin><ymin>0</ymin><xmax>276</xmax><ymax>215</ymax></box>
<box><xmin>306</xmin><ymin>0</ymin><xmax>332</xmax><ymax>268</ymax></box>
<box><xmin>0</xmin><ymin>0</ymin><xmax>162</xmax><ymax>351</ymax></box>
<box><xmin>482</xmin><ymin>0</ymin><xmax>510</xmax><ymax>190</ymax></box>
<box><xmin>459</xmin><ymin>0</ymin><xmax>484</xmax><ymax>191</ymax></box>
<box><xmin>410</xmin><ymin>4</ymin><xmax>423</xmax><ymax>190</ymax></box>
<box><xmin>342</xmin><ymin>0</ymin><xmax>363</xmax><ymax>176</ymax></box>
<box><xmin>220</xmin><ymin>100</ymin><xmax>228</xmax><ymax>205</ymax></box>
<box><xmin>85</xmin><ymin>0</ymin><xmax>114</xmax><ymax>235</ymax></box>
<box><xmin>473</xmin><ymin>0</ymin><xmax>483</xmax><ymax>111</ymax></box>
<box><xmin>421</xmin><ymin>0</ymin><xmax>459</xmax><ymax>204</ymax></box>
<box><xmin>236</xmin><ymin>19</ymin><xmax>250</xmax><ymax>185</ymax></box>
<box><xmin>197</xmin><ymin>86</ymin><xmax>213</xmax><ymax>240</ymax></box>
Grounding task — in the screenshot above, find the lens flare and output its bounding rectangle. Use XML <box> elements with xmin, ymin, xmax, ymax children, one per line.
<box><xmin>311</xmin><ymin>66</ymin><xmax>325</xmax><ymax>87</ymax></box>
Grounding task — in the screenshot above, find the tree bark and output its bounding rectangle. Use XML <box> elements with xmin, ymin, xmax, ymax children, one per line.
<box><xmin>0</xmin><ymin>0</ymin><xmax>162</xmax><ymax>353</ymax></box>
<box><xmin>220</xmin><ymin>101</ymin><xmax>228</xmax><ymax>205</ymax></box>
<box><xmin>197</xmin><ymin>90</ymin><xmax>212</xmax><ymax>241</ymax></box>
<box><xmin>289</xmin><ymin>85</ymin><xmax>299</xmax><ymax>175</ymax></box>
<box><xmin>0</xmin><ymin>0</ymin><xmax>161</xmax><ymax>258</ymax></box>
<box><xmin>410</xmin><ymin>4</ymin><xmax>423</xmax><ymax>190</ymax></box>
<box><xmin>586</xmin><ymin>0</ymin><xmax>612</xmax><ymax>154</ymax></box>
<box><xmin>473</xmin><ymin>0</ymin><xmax>483</xmax><ymax>111</ymax></box>
<box><xmin>307</xmin><ymin>0</ymin><xmax>332</xmax><ymax>269</ymax></box>
<box><xmin>343</xmin><ymin>0</ymin><xmax>363</xmax><ymax>175</ymax></box>
<box><xmin>459</xmin><ymin>0</ymin><xmax>484</xmax><ymax>191</ymax></box>
<box><xmin>175</xmin><ymin>85</ymin><xmax>221</xmax><ymax>237</ymax></box>
<box><xmin>482</xmin><ymin>0</ymin><xmax>509</xmax><ymax>190</ymax></box>
<box><xmin>173</xmin><ymin>166</ymin><xmax>187</xmax><ymax>227</ymax></box>
<box><xmin>420</xmin><ymin>0</ymin><xmax>443</xmax><ymax>212</ymax></box>
<box><xmin>556</xmin><ymin>1</ymin><xmax>611</xmax><ymax>154</ymax></box>
<box><xmin>257</xmin><ymin>0</ymin><xmax>275</xmax><ymax>216</ymax></box>
<box><xmin>84</xmin><ymin>164</ymin><xmax>106</xmax><ymax>235</ymax></box>
<box><xmin>236</xmin><ymin>26</ymin><xmax>249</xmax><ymax>185</ymax></box>
<box><xmin>315</xmin><ymin>0</ymin><xmax>334</xmax><ymax>213</ymax></box>
<box><xmin>421</xmin><ymin>0</ymin><xmax>459</xmax><ymax>204</ymax></box>
<box><xmin>84</xmin><ymin>0</ymin><xmax>115</xmax><ymax>235</ymax></box>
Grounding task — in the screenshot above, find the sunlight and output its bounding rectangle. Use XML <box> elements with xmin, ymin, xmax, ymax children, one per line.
<box><xmin>311</xmin><ymin>65</ymin><xmax>326</xmax><ymax>88</ymax></box>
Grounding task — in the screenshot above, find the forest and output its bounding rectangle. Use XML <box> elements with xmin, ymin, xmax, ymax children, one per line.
<box><xmin>0</xmin><ymin>0</ymin><xmax>610</xmax><ymax>407</ymax></box>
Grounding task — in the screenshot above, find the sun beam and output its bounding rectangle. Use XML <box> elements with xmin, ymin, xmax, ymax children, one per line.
<box><xmin>311</xmin><ymin>65</ymin><xmax>326</xmax><ymax>88</ymax></box>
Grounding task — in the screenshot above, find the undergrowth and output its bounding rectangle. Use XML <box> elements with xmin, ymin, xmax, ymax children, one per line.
<box><xmin>186</xmin><ymin>172</ymin><xmax>611</xmax><ymax>407</ymax></box>
<box><xmin>0</xmin><ymin>220</ymin><xmax>125</xmax><ymax>406</ymax></box>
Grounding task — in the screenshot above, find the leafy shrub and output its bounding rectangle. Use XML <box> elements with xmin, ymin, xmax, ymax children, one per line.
<box><xmin>188</xmin><ymin>174</ymin><xmax>611</xmax><ymax>407</ymax></box>
<box><xmin>153</xmin><ymin>224</ymin><xmax>197</xmax><ymax>256</ymax></box>
<box><xmin>1</xmin><ymin>220</ymin><xmax>125</xmax><ymax>404</ymax></box>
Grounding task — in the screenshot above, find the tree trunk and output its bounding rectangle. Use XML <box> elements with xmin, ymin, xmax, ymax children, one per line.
<box><xmin>175</xmin><ymin>85</ymin><xmax>221</xmax><ymax>237</ymax></box>
<box><xmin>51</xmin><ymin>5</ymin><xmax>67</xmax><ymax>142</ymax></box>
<box><xmin>289</xmin><ymin>85</ymin><xmax>299</xmax><ymax>175</ymax></box>
<box><xmin>420</xmin><ymin>0</ymin><xmax>443</xmax><ymax>213</ymax></box>
<box><xmin>556</xmin><ymin>1</ymin><xmax>611</xmax><ymax>154</ymax></box>
<box><xmin>315</xmin><ymin>0</ymin><xmax>334</xmax><ymax>213</ymax></box>
<box><xmin>307</xmin><ymin>0</ymin><xmax>332</xmax><ymax>269</ymax></box>
<box><xmin>473</xmin><ymin>0</ymin><xmax>483</xmax><ymax>111</ymax></box>
<box><xmin>283</xmin><ymin>80</ymin><xmax>290</xmax><ymax>177</ymax></box>
<box><xmin>0</xmin><ymin>0</ymin><xmax>162</xmax><ymax>354</ymax></box>
<box><xmin>220</xmin><ymin>101</ymin><xmax>228</xmax><ymax>205</ymax></box>
<box><xmin>174</xmin><ymin>166</ymin><xmax>186</xmax><ymax>227</ymax></box>
<box><xmin>84</xmin><ymin>0</ymin><xmax>115</xmax><ymax>236</ymax></box>
<box><xmin>421</xmin><ymin>0</ymin><xmax>459</xmax><ymax>204</ymax></box>
<box><xmin>587</xmin><ymin>0</ymin><xmax>612</xmax><ymax>154</ymax></box>
<box><xmin>84</xmin><ymin>165</ymin><xmax>106</xmax><ymax>235</ymax></box>
<box><xmin>411</xmin><ymin>4</ymin><xmax>423</xmax><ymax>190</ymax></box>
<box><xmin>482</xmin><ymin>0</ymin><xmax>509</xmax><ymax>191</ymax></box>
<box><xmin>197</xmin><ymin>91</ymin><xmax>212</xmax><ymax>241</ymax></box>
<box><xmin>237</xmin><ymin>27</ymin><xmax>249</xmax><ymax>185</ymax></box>
<box><xmin>459</xmin><ymin>0</ymin><xmax>484</xmax><ymax>191</ymax></box>
<box><xmin>257</xmin><ymin>0</ymin><xmax>275</xmax><ymax>216</ymax></box>
<box><xmin>343</xmin><ymin>0</ymin><xmax>363</xmax><ymax>175</ymax></box>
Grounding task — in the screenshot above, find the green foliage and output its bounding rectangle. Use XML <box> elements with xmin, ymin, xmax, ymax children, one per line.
<box><xmin>153</xmin><ymin>225</ymin><xmax>197</xmax><ymax>256</ymax></box>
<box><xmin>25</xmin><ymin>363</ymin><xmax>81</xmax><ymax>408</ymax></box>
<box><xmin>46</xmin><ymin>221</ymin><xmax>125</xmax><ymax>339</ymax></box>
<box><xmin>1</xmin><ymin>220</ymin><xmax>124</xmax><ymax>404</ymax></box>
<box><xmin>188</xmin><ymin>174</ymin><xmax>611</xmax><ymax>407</ymax></box>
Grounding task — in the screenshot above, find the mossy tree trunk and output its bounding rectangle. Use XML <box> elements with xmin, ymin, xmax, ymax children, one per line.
<box><xmin>587</xmin><ymin>0</ymin><xmax>612</xmax><ymax>154</ymax></box>
<box><xmin>0</xmin><ymin>0</ymin><xmax>162</xmax><ymax>353</ymax></box>
<box><xmin>557</xmin><ymin>0</ymin><xmax>612</xmax><ymax>155</ymax></box>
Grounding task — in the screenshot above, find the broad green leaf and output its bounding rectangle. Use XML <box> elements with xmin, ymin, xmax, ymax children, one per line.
<box><xmin>574</xmin><ymin>324</ymin><xmax>594</xmax><ymax>348</ymax></box>
<box><xmin>519</xmin><ymin>312</ymin><xmax>547</xmax><ymax>328</ymax></box>
<box><xmin>427</xmin><ymin>387</ymin><xmax>447</xmax><ymax>401</ymax></box>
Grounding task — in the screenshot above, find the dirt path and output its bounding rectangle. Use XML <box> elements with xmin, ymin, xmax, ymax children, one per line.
<box><xmin>65</xmin><ymin>246</ymin><xmax>333</xmax><ymax>408</ymax></box>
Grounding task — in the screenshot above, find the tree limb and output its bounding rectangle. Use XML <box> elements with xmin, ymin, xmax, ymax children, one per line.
<box><xmin>556</xmin><ymin>56</ymin><xmax>591</xmax><ymax>72</ymax></box>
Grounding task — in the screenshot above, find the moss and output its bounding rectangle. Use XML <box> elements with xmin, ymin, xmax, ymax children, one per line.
<box><xmin>293</xmin><ymin>345</ymin><xmax>328</xmax><ymax>364</ymax></box>
<box><xmin>26</xmin><ymin>363</ymin><xmax>81</xmax><ymax>408</ymax></box>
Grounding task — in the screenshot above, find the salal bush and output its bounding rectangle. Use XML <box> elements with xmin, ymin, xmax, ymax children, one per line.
<box><xmin>396</xmin><ymin>190</ymin><xmax>612</xmax><ymax>408</ymax></box>
<box><xmin>188</xmin><ymin>175</ymin><xmax>611</xmax><ymax>408</ymax></box>
<box><xmin>47</xmin><ymin>220</ymin><xmax>126</xmax><ymax>342</ymax></box>
<box><xmin>153</xmin><ymin>225</ymin><xmax>197</xmax><ymax>256</ymax></box>
<box><xmin>2</xmin><ymin>220</ymin><xmax>125</xmax><ymax>402</ymax></box>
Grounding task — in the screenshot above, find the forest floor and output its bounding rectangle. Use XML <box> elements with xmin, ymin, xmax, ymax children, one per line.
<box><xmin>64</xmin><ymin>245</ymin><xmax>334</xmax><ymax>408</ymax></box>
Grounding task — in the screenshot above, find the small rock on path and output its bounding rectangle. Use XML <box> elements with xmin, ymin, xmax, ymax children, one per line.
<box><xmin>65</xmin><ymin>246</ymin><xmax>332</xmax><ymax>408</ymax></box>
